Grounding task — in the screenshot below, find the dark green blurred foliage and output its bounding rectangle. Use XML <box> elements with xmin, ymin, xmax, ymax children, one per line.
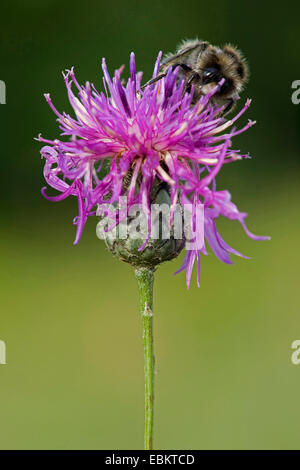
<box><xmin>0</xmin><ymin>0</ymin><xmax>300</xmax><ymax>449</ymax></box>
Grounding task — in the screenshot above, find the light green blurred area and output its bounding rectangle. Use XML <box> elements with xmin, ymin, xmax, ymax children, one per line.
<box><xmin>1</xmin><ymin>177</ymin><xmax>300</xmax><ymax>449</ymax></box>
<box><xmin>0</xmin><ymin>0</ymin><xmax>300</xmax><ymax>450</ymax></box>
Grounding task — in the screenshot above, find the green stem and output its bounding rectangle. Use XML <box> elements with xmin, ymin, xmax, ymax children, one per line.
<box><xmin>135</xmin><ymin>267</ymin><xmax>155</xmax><ymax>450</ymax></box>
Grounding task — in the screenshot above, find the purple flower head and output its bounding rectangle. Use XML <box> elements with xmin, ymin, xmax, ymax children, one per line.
<box><xmin>38</xmin><ymin>52</ymin><xmax>269</xmax><ymax>288</ymax></box>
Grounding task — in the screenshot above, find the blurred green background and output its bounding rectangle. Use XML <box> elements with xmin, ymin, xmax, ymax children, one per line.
<box><xmin>0</xmin><ymin>0</ymin><xmax>300</xmax><ymax>450</ymax></box>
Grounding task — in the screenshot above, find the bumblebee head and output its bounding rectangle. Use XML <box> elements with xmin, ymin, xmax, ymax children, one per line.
<box><xmin>197</xmin><ymin>44</ymin><xmax>249</xmax><ymax>97</ymax></box>
<box><xmin>201</xmin><ymin>67</ymin><xmax>222</xmax><ymax>85</ymax></box>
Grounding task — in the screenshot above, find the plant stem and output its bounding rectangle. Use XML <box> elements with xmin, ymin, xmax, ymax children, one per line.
<box><xmin>135</xmin><ymin>266</ymin><xmax>155</xmax><ymax>450</ymax></box>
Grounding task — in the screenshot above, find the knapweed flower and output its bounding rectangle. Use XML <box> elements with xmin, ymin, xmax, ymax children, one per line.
<box><xmin>38</xmin><ymin>52</ymin><xmax>269</xmax><ymax>288</ymax></box>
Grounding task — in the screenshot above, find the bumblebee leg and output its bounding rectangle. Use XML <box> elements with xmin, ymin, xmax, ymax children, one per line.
<box><xmin>173</xmin><ymin>63</ymin><xmax>192</xmax><ymax>72</ymax></box>
<box><xmin>183</xmin><ymin>71</ymin><xmax>201</xmax><ymax>95</ymax></box>
<box><xmin>186</xmin><ymin>71</ymin><xmax>201</xmax><ymax>86</ymax></box>
<box><xmin>141</xmin><ymin>72</ymin><xmax>168</xmax><ymax>90</ymax></box>
<box><xmin>141</xmin><ymin>64</ymin><xmax>192</xmax><ymax>90</ymax></box>
<box><xmin>221</xmin><ymin>98</ymin><xmax>235</xmax><ymax>116</ymax></box>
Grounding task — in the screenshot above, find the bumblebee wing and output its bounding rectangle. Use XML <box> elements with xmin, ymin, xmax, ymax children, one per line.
<box><xmin>161</xmin><ymin>41</ymin><xmax>209</xmax><ymax>68</ymax></box>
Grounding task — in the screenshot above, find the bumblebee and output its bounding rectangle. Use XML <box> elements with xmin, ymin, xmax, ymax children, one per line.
<box><xmin>142</xmin><ymin>39</ymin><xmax>249</xmax><ymax>115</ymax></box>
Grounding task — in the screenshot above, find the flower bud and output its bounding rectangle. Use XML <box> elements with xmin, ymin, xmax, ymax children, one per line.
<box><xmin>100</xmin><ymin>186</ymin><xmax>185</xmax><ymax>268</ymax></box>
